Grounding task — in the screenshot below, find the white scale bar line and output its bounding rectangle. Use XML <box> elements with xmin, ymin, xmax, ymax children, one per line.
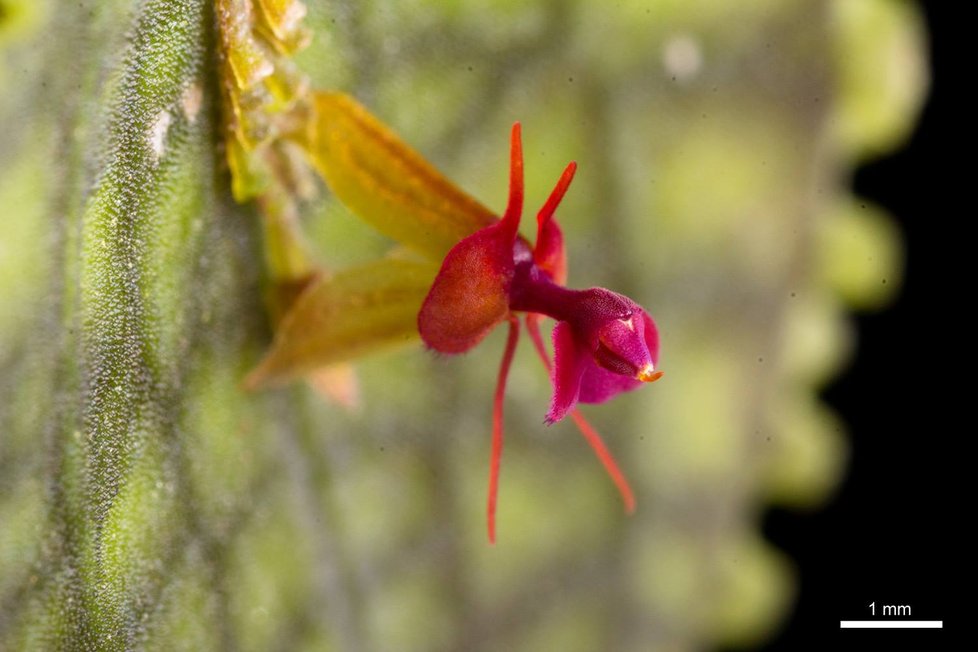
<box><xmin>840</xmin><ymin>621</ymin><xmax>943</xmax><ymax>629</ymax></box>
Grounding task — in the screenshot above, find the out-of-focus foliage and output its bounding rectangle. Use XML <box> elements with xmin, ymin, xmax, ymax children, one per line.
<box><xmin>0</xmin><ymin>1</ymin><xmax>927</xmax><ymax>651</ymax></box>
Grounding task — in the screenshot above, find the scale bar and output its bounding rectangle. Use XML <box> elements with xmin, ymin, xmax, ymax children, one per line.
<box><xmin>840</xmin><ymin>621</ymin><xmax>943</xmax><ymax>629</ymax></box>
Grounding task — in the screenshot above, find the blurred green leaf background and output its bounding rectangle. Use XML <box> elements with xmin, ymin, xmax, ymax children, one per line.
<box><xmin>0</xmin><ymin>0</ymin><xmax>927</xmax><ymax>650</ymax></box>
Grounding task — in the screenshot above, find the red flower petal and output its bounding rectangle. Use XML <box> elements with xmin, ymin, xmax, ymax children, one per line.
<box><xmin>578</xmin><ymin>362</ymin><xmax>643</xmax><ymax>404</ymax></box>
<box><xmin>533</xmin><ymin>162</ymin><xmax>576</xmax><ymax>285</ymax></box>
<box><xmin>642</xmin><ymin>309</ymin><xmax>661</xmax><ymax>366</ymax></box>
<box><xmin>418</xmin><ymin>123</ymin><xmax>525</xmax><ymax>354</ymax></box>
<box><xmin>579</xmin><ymin>306</ymin><xmax>660</xmax><ymax>401</ymax></box>
<box><xmin>546</xmin><ymin>321</ymin><xmax>588</xmax><ymax>423</ymax></box>
<box><xmin>417</xmin><ymin>222</ymin><xmax>514</xmax><ymax>353</ymax></box>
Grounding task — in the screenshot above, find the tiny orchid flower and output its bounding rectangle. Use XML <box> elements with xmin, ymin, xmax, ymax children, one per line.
<box><xmin>418</xmin><ymin>124</ymin><xmax>662</xmax><ymax>542</ymax></box>
<box><xmin>247</xmin><ymin>93</ymin><xmax>662</xmax><ymax>543</ymax></box>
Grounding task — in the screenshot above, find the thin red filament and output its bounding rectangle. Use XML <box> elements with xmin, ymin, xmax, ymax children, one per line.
<box><xmin>536</xmin><ymin>161</ymin><xmax>577</xmax><ymax>230</ymax></box>
<box><xmin>499</xmin><ymin>123</ymin><xmax>524</xmax><ymax>237</ymax></box>
<box><xmin>568</xmin><ymin>411</ymin><xmax>636</xmax><ymax>513</ymax></box>
<box><xmin>488</xmin><ymin>316</ymin><xmax>521</xmax><ymax>544</ymax></box>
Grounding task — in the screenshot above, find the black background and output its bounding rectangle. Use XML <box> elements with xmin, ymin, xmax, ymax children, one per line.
<box><xmin>754</xmin><ymin>2</ymin><xmax>955</xmax><ymax>650</ymax></box>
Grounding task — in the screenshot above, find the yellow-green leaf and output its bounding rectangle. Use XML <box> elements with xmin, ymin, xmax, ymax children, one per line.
<box><xmin>246</xmin><ymin>257</ymin><xmax>439</xmax><ymax>388</ymax></box>
<box><xmin>306</xmin><ymin>91</ymin><xmax>497</xmax><ymax>261</ymax></box>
